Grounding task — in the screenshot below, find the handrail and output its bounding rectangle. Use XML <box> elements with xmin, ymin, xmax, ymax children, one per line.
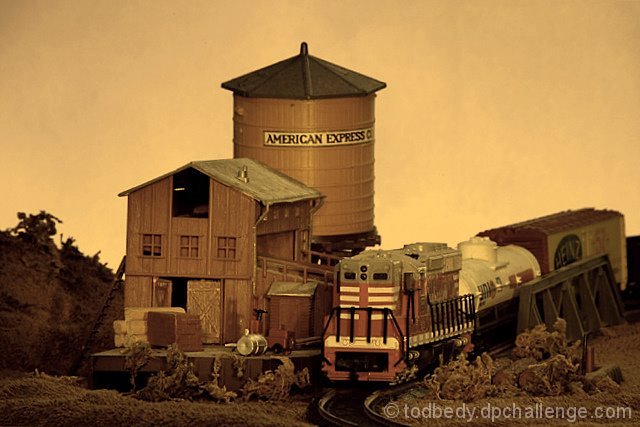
<box><xmin>301</xmin><ymin>248</ymin><xmax>344</xmax><ymax>267</ymax></box>
<box><xmin>323</xmin><ymin>306</ymin><xmax>406</xmax><ymax>365</ymax></box>
<box><xmin>257</xmin><ymin>255</ymin><xmax>334</xmax><ymax>284</ymax></box>
<box><xmin>428</xmin><ymin>293</ymin><xmax>476</xmax><ymax>338</ymax></box>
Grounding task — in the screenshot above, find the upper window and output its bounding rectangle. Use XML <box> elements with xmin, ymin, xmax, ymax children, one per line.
<box><xmin>172</xmin><ymin>168</ymin><xmax>210</xmax><ymax>218</ymax></box>
<box><xmin>179</xmin><ymin>235</ymin><xmax>199</xmax><ymax>258</ymax></box>
<box><xmin>216</xmin><ymin>237</ymin><xmax>237</xmax><ymax>259</ymax></box>
<box><xmin>142</xmin><ymin>234</ymin><xmax>162</xmax><ymax>257</ymax></box>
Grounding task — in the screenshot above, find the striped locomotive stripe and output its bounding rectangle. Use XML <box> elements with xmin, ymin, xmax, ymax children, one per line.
<box><xmin>368</xmin><ymin>294</ymin><xmax>399</xmax><ymax>303</ymax></box>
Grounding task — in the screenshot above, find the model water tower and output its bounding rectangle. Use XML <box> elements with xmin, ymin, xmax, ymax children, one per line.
<box><xmin>222</xmin><ymin>42</ymin><xmax>386</xmax><ymax>255</ymax></box>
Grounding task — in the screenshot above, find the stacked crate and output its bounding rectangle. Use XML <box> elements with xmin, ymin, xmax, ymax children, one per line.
<box><xmin>147</xmin><ymin>311</ymin><xmax>203</xmax><ymax>352</ymax></box>
<box><xmin>113</xmin><ymin>307</ymin><xmax>186</xmax><ymax>347</ymax></box>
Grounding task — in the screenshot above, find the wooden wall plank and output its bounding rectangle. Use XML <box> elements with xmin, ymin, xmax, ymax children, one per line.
<box><xmin>125</xmin><ymin>178</ymin><xmax>171</xmax><ymax>276</ymax></box>
<box><xmin>124</xmin><ymin>275</ymin><xmax>152</xmax><ymax>307</ymax></box>
<box><xmin>223</xmin><ymin>279</ymin><xmax>252</xmax><ymax>343</ymax></box>
<box><xmin>171</xmin><ymin>217</ymin><xmax>209</xmax><ymax>276</ymax></box>
<box><xmin>257</xmin><ymin>202</ymin><xmax>311</xmax><ymax>235</ymax></box>
<box><xmin>209</xmin><ymin>181</ymin><xmax>254</xmax><ymax>278</ymax></box>
<box><xmin>257</xmin><ymin>231</ymin><xmax>295</xmax><ymax>260</ymax></box>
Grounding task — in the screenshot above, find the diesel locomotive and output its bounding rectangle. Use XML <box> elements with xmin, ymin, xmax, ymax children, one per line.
<box><xmin>321</xmin><ymin>238</ymin><xmax>542</xmax><ymax>382</ymax></box>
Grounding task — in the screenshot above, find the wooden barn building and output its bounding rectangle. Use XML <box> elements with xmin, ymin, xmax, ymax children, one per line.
<box><xmin>118</xmin><ymin>158</ymin><xmax>328</xmax><ymax>344</ymax></box>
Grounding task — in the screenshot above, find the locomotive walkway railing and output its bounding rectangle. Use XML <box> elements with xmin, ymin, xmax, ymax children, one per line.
<box><xmin>428</xmin><ymin>293</ymin><xmax>476</xmax><ymax>339</ymax></box>
<box><xmin>517</xmin><ymin>254</ymin><xmax>625</xmax><ymax>341</ymax></box>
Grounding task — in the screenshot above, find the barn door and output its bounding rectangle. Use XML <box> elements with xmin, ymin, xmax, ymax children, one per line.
<box><xmin>152</xmin><ymin>278</ymin><xmax>172</xmax><ymax>307</ymax></box>
<box><xmin>187</xmin><ymin>280</ymin><xmax>221</xmax><ymax>344</ymax></box>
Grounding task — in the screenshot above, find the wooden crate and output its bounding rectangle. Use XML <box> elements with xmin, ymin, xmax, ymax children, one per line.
<box><xmin>147</xmin><ymin>311</ymin><xmax>203</xmax><ymax>352</ymax></box>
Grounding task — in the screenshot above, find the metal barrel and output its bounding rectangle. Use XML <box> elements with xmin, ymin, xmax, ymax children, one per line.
<box><xmin>237</xmin><ymin>333</ymin><xmax>268</xmax><ymax>356</ymax></box>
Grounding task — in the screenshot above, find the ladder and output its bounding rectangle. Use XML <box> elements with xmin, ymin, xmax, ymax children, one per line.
<box><xmin>69</xmin><ymin>256</ymin><xmax>126</xmax><ymax>375</ymax></box>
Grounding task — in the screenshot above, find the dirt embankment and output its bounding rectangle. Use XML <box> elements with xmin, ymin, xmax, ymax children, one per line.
<box><xmin>0</xmin><ymin>372</ymin><xmax>311</xmax><ymax>427</ymax></box>
<box><xmin>0</xmin><ymin>212</ymin><xmax>120</xmax><ymax>376</ymax></box>
<box><xmin>392</xmin><ymin>321</ymin><xmax>640</xmax><ymax>426</ymax></box>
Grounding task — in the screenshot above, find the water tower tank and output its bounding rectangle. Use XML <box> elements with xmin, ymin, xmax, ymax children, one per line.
<box><xmin>221</xmin><ymin>42</ymin><xmax>386</xmax><ymax>254</ymax></box>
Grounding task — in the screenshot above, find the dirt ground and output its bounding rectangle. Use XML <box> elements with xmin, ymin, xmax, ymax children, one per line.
<box><xmin>387</xmin><ymin>322</ymin><xmax>640</xmax><ymax>426</ymax></box>
<box><xmin>3</xmin><ymin>324</ymin><xmax>639</xmax><ymax>426</ymax></box>
<box><xmin>0</xmin><ymin>371</ymin><xmax>313</xmax><ymax>427</ymax></box>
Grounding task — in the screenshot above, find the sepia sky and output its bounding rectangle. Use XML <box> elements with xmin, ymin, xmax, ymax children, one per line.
<box><xmin>1</xmin><ymin>0</ymin><xmax>639</xmax><ymax>269</ymax></box>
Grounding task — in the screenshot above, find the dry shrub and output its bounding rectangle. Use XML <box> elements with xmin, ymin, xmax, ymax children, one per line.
<box><xmin>241</xmin><ymin>356</ymin><xmax>310</xmax><ymax>401</ymax></box>
<box><xmin>202</xmin><ymin>356</ymin><xmax>237</xmax><ymax>403</ymax></box>
<box><xmin>136</xmin><ymin>344</ymin><xmax>203</xmax><ymax>402</ymax></box>
<box><xmin>513</xmin><ymin>319</ymin><xmax>581</xmax><ymax>362</ymax></box>
<box><xmin>121</xmin><ymin>340</ymin><xmax>153</xmax><ymax>392</ymax></box>
<box><xmin>422</xmin><ymin>319</ymin><xmax>620</xmax><ymax>402</ymax></box>
<box><xmin>423</xmin><ymin>353</ymin><xmax>497</xmax><ymax>402</ymax></box>
<box><xmin>509</xmin><ymin>319</ymin><xmax>590</xmax><ymax>396</ymax></box>
<box><xmin>135</xmin><ymin>349</ymin><xmax>309</xmax><ymax>403</ymax></box>
<box><xmin>392</xmin><ymin>364</ymin><xmax>419</xmax><ymax>385</ymax></box>
<box><xmin>232</xmin><ymin>353</ymin><xmax>246</xmax><ymax>378</ymax></box>
<box><xmin>517</xmin><ymin>354</ymin><xmax>580</xmax><ymax>396</ymax></box>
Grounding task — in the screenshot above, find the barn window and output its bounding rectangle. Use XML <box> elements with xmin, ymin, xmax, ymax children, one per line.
<box><xmin>179</xmin><ymin>235</ymin><xmax>199</xmax><ymax>258</ymax></box>
<box><xmin>172</xmin><ymin>168</ymin><xmax>210</xmax><ymax>218</ymax></box>
<box><xmin>216</xmin><ymin>237</ymin><xmax>237</xmax><ymax>259</ymax></box>
<box><xmin>142</xmin><ymin>234</ymin><xmax>162</xmax><ymax>257</ymax></box>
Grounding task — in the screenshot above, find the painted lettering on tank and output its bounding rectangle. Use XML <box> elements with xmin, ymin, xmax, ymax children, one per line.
<box><xmin>263</xmin><ymin>127</ymin><xmax>374</xmax><ymax>146</ymax></box>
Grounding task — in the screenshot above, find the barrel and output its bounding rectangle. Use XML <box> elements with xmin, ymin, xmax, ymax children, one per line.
<box><xmin>236</xmin><ymin>332</ymin><xmax>268</xmax><ymax>356</ymax></box>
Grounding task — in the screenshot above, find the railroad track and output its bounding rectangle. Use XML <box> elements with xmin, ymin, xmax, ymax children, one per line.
<box><xmin>314</xmin><ymin>383</ymin><xmax>413</xmax><ymax>427</ymax></box>
<box><xmin>312</xmin><ymin>338</ymin><xmax>517</xmax><ymax>426</ymax></box>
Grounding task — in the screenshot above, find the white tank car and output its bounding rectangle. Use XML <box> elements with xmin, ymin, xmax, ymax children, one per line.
<box><xmin>457</xmin><ymin>237</ymin><xmax>541</xmax><ymax>312</ymax></box>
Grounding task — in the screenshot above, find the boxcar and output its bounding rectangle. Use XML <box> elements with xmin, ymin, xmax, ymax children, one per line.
<box><xmin>478</xmin><ymin>208</ymin><xmax>627</xmax><ymax>289</ymax></box>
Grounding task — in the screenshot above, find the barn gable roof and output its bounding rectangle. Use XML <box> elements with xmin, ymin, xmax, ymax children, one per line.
<box><xmin>221</xmin><ymin>42</ymin><xmax>386</xmax><ymax>99</ymax></box>
<box><xmin>118</xmin><ymin>158</ymin><xmax>323</xmax><ymax>204</ymax></box>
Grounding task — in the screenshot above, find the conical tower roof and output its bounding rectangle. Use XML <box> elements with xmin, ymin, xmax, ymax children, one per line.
<box><xmin>221</xmin><ymin>42</ymin><xmax>386</xmax><ymax>99</ymax></box>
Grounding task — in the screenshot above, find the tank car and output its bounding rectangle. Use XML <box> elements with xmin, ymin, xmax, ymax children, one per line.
<box><xmin>458</xmin><ymin>237</ymin><xmax>541</xmax><ymax>311</ymax></box>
